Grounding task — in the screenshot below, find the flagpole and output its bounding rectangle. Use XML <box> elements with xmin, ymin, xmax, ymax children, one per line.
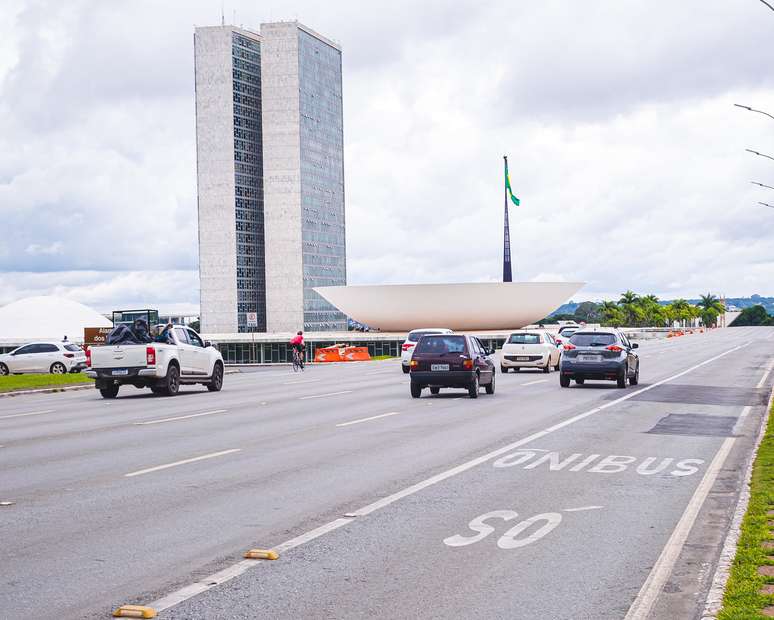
<box><xmin>503</xmin><ymin>155</ymin><xmax>513</xmax><ymax>282</ymax></box>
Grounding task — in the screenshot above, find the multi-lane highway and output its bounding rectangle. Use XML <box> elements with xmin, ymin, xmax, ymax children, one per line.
<box><xmin>1</xmin><ymin>326</ymin><xmax>772</xmax><ymax>619</ymax></box>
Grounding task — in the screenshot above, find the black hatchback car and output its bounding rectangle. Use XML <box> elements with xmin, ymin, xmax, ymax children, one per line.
<box><xmin>409</xmin><ymin>334</ymin><xmax>496</xmax><ymax>399</ymax></box>
<box><xmin>559</xmin><ymin>329</ymin><xmax>639</xmax><ymax>388</ymax></box>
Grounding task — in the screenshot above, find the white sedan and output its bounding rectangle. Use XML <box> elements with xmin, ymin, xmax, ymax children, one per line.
<box><xmin>500</xmin><ymin>330</ymin><xmax>561</xmax><ymax>373</ymax></box>
<box><xmin>0</xmin><ymin>341</ymin><xmax>88</xmax><ymax>375</ymax></box>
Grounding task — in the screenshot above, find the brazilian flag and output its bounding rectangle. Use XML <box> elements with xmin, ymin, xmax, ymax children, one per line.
<box><xmin>505</xmin><ymin>159</ymin><xmax>520</xmax><ymax>206</ymax></box>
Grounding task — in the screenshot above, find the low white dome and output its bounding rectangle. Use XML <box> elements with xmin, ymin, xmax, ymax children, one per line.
<box><xmin>0</xmin><ymin>296</ymin><xmax>112</xmax><ymax>343</ymax></box>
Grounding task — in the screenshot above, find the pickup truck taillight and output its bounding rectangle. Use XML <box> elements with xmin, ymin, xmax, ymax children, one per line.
<box><xmin>146</xmin><ymin>346</ymin><xmax>156</xmax><ymax>365</ymax></box>
<box><xmin>85</xmin><ymin>347</ymin><xmax>91</xmax><ymax>367</ymax></box>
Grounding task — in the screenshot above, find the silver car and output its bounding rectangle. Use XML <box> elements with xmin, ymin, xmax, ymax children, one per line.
<box><xmin>0</xmin><ymin>341</ymin><xmax>88</xmax><ymax>375</ymax></box>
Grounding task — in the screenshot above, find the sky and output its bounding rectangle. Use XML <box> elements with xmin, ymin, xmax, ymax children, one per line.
<box><xmin>1</xmin><ymin>0</ymin><xmax>773</xmax><ymax>314</ymax></box>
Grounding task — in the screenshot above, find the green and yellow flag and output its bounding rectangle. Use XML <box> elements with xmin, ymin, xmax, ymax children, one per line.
<box><xmin>504</xmin><ymin>158</ymin><xmax>520</xmax><ymax>206</ymax></box>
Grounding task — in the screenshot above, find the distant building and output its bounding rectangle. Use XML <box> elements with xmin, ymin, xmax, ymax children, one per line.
<box><xmin>194</xmin><ymin>21</ymin><xmax>346</xmax><ymax>335</ymax></box>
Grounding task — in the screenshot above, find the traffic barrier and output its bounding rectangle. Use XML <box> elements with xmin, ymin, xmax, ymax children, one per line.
<box><xmin>342</xmin><ymin>347</ymin><xmax>371</xmax><ymax>361</ymax></box>
<box><xmin>314</xmin><ymin>347</ymin><xmax>343</xmax><ymax>363</ymax></box>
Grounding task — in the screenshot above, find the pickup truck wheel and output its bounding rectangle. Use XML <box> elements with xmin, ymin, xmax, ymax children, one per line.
<box><xmin>207</xmin><ymin>362</ymin><xmax>224</xmax><ymax>392</ymax></box>
<box><xmin>99</xmin><ymin>384</ymin><xmax>119</xmax><ymax>399</ymax></box>
<box><xmin>150</xmin><ymin>386</ymin><xmax>165</xmax><ymax>395</ymax></box>
<box><xmin>163</xmin><ymin>364</ymin><xmax>180</xmax><ymax>396</ymax></box>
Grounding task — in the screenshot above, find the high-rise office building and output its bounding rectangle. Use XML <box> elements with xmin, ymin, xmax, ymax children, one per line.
<box><xmin>194</xmin><ymin>21</ymin><xmax>346</xmax><ymax>334</ymax></box>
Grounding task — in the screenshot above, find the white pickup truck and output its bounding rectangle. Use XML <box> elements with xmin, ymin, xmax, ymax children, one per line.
<box><xmin>86</xmin><ymin>325</ymin><xmax>224</xmax><ymax>399</ymax></box>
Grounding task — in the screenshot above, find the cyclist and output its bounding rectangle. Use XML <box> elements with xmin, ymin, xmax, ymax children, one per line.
<box><xmin>290</xmin><ymin>331</ymin><xmax>305</xmax><ymax>369</ymax></box>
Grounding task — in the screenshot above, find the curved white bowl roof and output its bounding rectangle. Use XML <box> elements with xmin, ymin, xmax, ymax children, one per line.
<box><xmin>0</xmin><ymin>296</ymin><xmax>112</xmax><ymax>342</ymax></box>
<box><xmin>315</xmin><ymin>282</ymin><xmax>584</xmax><ymax>331</ymax></box>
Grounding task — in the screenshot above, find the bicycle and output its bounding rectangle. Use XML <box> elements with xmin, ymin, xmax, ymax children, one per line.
<box><xmin>292</xmin><ymin>347</ymin><xmax>305</xmax><ymax>372</ymax></box>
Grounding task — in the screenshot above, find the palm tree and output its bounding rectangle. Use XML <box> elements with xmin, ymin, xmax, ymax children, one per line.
<box><xmin>698</xmin><ymin>293</ymin><xmax>724</xmax><ymax>314</ymax></box>
<box><xmin>618</xmin><ymin>290</ymin><xmax>641</xmax><ymax>326</ymax></box>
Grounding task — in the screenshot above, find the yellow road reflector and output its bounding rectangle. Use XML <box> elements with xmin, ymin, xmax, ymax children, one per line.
<box><xmin>243</xmin><ymin>548</ymin><xmax>279</xmax><ymax>560</ymax></box>
<box><xmin>112</xmin><ymin>605</ymin><xmax>157</xmax><ymax>618</ymax></box>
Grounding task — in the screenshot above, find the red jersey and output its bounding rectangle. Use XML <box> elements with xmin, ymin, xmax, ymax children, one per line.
<box><xmin>290</xmin><ymin>334</ymin><xmax>304</xmax><ymax>346</ymax></box>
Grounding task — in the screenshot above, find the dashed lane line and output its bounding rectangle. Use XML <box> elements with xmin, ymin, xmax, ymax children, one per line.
<box><xmin>124</xmin><ymin>449</ymin><xmax>241</xmax><ymax>478</ymax></box>
<box><xmin>522</xmin><ymin>379</ymin><xmax>549</xmax><ymax>386</ymax></box>
<box><xmin>133</xmin><ymin>410</ymin><xmax>228</xmax><ymax>426</ymax></box>
<box><xmin>0</xmin><ymin>409</ymin><xmax>55</xmax><ymax>421</ymax></box>
<box><xmin>146</xmin><ymin>339</ymin><xmax>749</xmax><ymax>614</ymax></box>
<box><xmin>336</xmin><ymin>412</ymin><xmax>402</xmax><ymax>427</ymax></box>
<box><xmin>282</xmin><ymin>378</ymin><xmax>321</xmax><ymax>385</ymax></box>
<box><xmin>298</xmin><ymin>391</ymin><xmax>353</xmax><ymax>400</ymax></box>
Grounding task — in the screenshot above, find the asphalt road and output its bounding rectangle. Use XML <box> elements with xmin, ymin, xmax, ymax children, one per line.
<box><xmin>1</xmin><ymin>327</ymin><xmax>772</xmax><ymax>619</ymax></box>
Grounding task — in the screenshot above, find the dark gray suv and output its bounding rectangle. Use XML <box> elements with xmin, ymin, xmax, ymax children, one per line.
<box><xmin>559</xmin><ymin>329</ymin><xmax>639</xmax><ymax>388</ymax></box>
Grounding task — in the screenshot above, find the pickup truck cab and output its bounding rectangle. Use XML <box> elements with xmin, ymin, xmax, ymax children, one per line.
<box><xmin>86</xmin><ymin>325</ymin><xmax>224</xmax><ymax>399</ymax></box>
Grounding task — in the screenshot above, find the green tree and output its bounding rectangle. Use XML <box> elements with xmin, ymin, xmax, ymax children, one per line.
<box><xmin>638</xmin><ymin>294</ymin><xmax>666</xmax><ymax>327</ymax></box>
<box><xmin>618</xmin><ymin>290</ymin><xmax>641</xmax><ymax>326</ymax></box>
<box><xmin>698</xmin><ymin>294</ymin><xmax>724</xmax><ymax>327</ymax></box>
<box><xmin>730</xmin><ymin>305</ymin><xmax>772</xmax><ymax>326</ymax></box>
<box><xmin>599</xmin><ymin>301</ymin><xmax>625</xmax><ymax>326</ymax></box>
<box><xmin>574</xmin><ymin>301</ymin><xmax>600</xmax><ymax>323</ymax></box>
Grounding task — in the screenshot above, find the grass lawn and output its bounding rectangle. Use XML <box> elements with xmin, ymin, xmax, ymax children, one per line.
<box><xmin>371</xmin><ymin>355</ymin><xmax>398</xmax><ymax>361</ymax></box>
<box><xmin>718</xmin><ymin>399</ymin><xmax>774</xmax><ymax>619</ymax></box>
<box><xmin>0</xmin><ymin>373</ymin><xmax>94</xmax><ymax>393</ymax></box>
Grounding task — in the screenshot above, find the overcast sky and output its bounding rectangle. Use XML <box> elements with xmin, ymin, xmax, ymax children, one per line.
<box><xmin>1</xmin><ymin>0</ymin><xmax>773</xmax><ymax>313</ymax></box>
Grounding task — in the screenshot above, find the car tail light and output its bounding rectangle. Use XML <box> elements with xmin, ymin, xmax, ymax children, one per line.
<box><xmin>463</xmin><ymin>358</ymin><xmax>474</xmax><ymax>369</ymax></box>
<box><xmin>606</xmin><ymin>345</ymin><xmax>623</xmax><ymax>352</ymax></box>
<box><xmin>402</xmin><ymin>343</ymin><xmax>414</xmax><ymax>352</ymax></box>
<box><xmin>85</xmin><ymin>347</ymin><xmax>91</xmax><ymax>367</ymax></box>
<box><xmin>563</xmin><ymin>344</ymin><xmax>576</xmax><ymax>350</ymax></box>
<box><xmin>555</xmin><ymin>338</ymin><xmax>562</xmax><ymax>344</ymax></box>
<box><xmin>63</xmin><ymin>353</ymin><xmax>74</xmax><ymax>358</ymax></box>
<box><xmin>146</xmin><ymin>347</ymin><xmax>156</xmax><ymax>365</ymax></box>
<box><xmin>409</xmin><ymin>359</ymin><xmax>418</xmax><ymax>369</ymax></box>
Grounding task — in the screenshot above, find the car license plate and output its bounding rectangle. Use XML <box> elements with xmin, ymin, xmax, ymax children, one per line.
<box><xmin>431</xmin><ymin>364</ymin><xmax>450</xmax><ymax>371</ymax></box>
<box><xmin>578</xmin><ymin>355</ymin><xmax>599</xmax><ymax>362</ymax></box>
<box><xmin>516</xmin><ymin>356</ymin><xmax>530</xmax><ymax>361</ymax></box>
<box><xmin>112</xmin><ymin>369</ymin><xmax>129</xmax><ymax>376</ymax></box>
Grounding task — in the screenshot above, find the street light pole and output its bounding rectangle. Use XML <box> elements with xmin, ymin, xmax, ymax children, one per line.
<box><xmin>746</xmin><ymin>149</ymin><xmax>774</xmax><ymax>163</ymax></box>
<box><xmin>759</xmin><ymin>202</ymin><xmax>774</xmax><ymax>209</ymax></box>
<box><xmin>735</xmin><ymin>103</ymin><xmax>774</xmax><ymax>121</ymax></box>
<box><xmin>751</xmin><ymin>181</ymin><xmax>774</xmax><ymax>191</ymax></box>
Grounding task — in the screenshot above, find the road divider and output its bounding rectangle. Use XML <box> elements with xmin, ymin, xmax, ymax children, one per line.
<box><xmin>133</xmin><ymin>410</ymin><xmax>228</xmax><ymax>426</ymax></box>
<box><xmin>124</xmin><ymin>449</ymin><xmax>241</xmax><ymax>478</ymax></box>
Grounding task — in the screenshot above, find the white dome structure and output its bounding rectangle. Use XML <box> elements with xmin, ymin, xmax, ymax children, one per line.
<box><xmin>0</xmin><ymin>296</ymin><xmax>112</xmax><ymax>344</ymax></box>
<box><xmin>315</xmin><ymin>282</ymin><xmax>584</xmax><ymax>331</ymax></box>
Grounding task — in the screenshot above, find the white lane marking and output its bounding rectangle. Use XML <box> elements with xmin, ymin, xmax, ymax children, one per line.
<box><xmin>134</xmin><ymin>410</ymin><xmax>228</xmax><ymax>426</ymax></box>
<box><xmin>0</xmin><ymin>409</ymin><xmax>54</xmax><ymax>420</ymax></box>
<box><xmin>522</xmin><ymin>379</ymin><xmax>548</xmax><ymax>386</ymax></box>
<box><xmin>298</xmin><ymin>390</ymin><xmax>352</xmax><ymax>400</ymax></box>
<box><xmin>282</xmin><ymin>378</ymin><xmax>321</xmax><ymax>385</ymax></box>
<box><xmin>562</xmin><ymin>505</ymin><xmax>603</xmax><ymax>512</ymax></box>
<box><xmin>147</xmin><ymin>340</ymin><xmax>749</xmax><ymax>613</ymax></box>
<box><xmin>757</xmin><ymin>359</ymin><xmax>774</xmax><ymax>388</ymax></box>
<box><xmin>732</xmin><ymin>405</ymin><xmax>752</xmax><ymax>434</ymax></box>
<box><xmin>624</xmin><ymin>436</ymin><xmax>736</xmax><ymax>620</ymax></box>
<box><xmin>124</xmin><ymin>449</ymin><xmax>241</xmax><ymax>478</ymax></box>
<box><xmin>336</xmin><ymin>412</ymin><xmax>401</xmax><ymax>427</ymax></box>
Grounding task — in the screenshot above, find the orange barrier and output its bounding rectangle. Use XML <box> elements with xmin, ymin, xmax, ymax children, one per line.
<box><xmin>313</xmin><ymin>346</ymin><xmax>371</xmax><ymax>363</ymax></box>
<box><xmin>314</xmin><ymin>347</ymin><xmax>343</xmax><ymax>363</ymax></box>
<box><xmin>342</xmin><ymin>347</ymin><xmax>371</xmax><ymax>361</ymax></box>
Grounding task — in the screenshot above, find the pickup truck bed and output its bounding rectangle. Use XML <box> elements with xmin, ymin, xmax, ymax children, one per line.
<box><xmin>86</xmin><ymin>325</ymin><xmax>224</xmax><ymax>398</ymax></box>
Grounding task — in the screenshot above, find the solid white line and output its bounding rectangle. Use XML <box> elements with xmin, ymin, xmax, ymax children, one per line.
<box><xmin>732</xmin><ymin>405</ymin><xmax>752</xmax><ymax>434</ymax></box>
<box><xmin>624</xmin><ymin>436</ymin><xmax>736</xmax><ymax>620</ymax></box>
<box><xmin>522</xmin><ymin>379</ymin><xmax>548</xmax><ymax>386</ymax></box>
<box><xmin>563</xmin><ymin>505</ymin><xmax>604</xmax><ymax>512</ymax></box>
<box><xmin>0</xmin><ymin>409</ymin><xmax>54</xmax><ymax>420</ymax></box>
<box><xmin>133</xmin><ymin>410</ymin><xmax>228</xmax><ymax>425</ymax></box>
<box><xmin>336</xmin><ymin>412</ymin><xmax>402</xmax><ymax>427</ymax></box>
<box><xmin>282</xmin><ymin>378</ymin><xmax>321</xmax><ymax>385</ymax></box>
<box><xmin>147</xmin><ymin>340</ymin><xmax>749</xmax><ymax>613</ymax></box>
<box><xmin>757</xmin><ymin>359</ymin><xmax>774</xmax><ymax>389</ymax></box>
<box><xmin>124</xmin><ymin>449</ymin><xmax>241</xmax><ymax>478</ymax></box>
<box><xmin>299</xmin><ymin>390</ymin><xmax>352</xmax><ymax>400</ymax></box>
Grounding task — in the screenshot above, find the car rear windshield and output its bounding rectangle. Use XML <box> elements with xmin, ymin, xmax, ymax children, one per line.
<box><xmin>568</xmin><ymin>333</ymin><xmax>617</xmax><ymax>347</ymax></box>
<box><xmin>408</xmin><ymin>330</ymin><xmax>442</xmax><ymax>342</ymax></box>
<box><xmin>508</xmin><ymin>334</ymin><xmax>541</xmax><ymax>345</ymax></box>
<box><xmin>559</xmin><ymin>327</ymin><xmax>578</xmax><ymax>335</ymax></box>
<box><xmin>64</xmin><ymin>344</ymin><xmax>81</xmax><ymax>352</ymax></box>
<box><xmin>415</xmin><ymin>335</ymin><xmax>467</xmax><ymax>354</ymax></box>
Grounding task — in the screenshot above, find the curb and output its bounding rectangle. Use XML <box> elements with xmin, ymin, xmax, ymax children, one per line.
<box><xmin>701</xmin><ymin>384</ymin><xmax>774</xmax><ymax>618</ymax></box>
<box><xmin>0</xmin><ymin>384</ymin><xmax>95</xmax><ymax>398</ymax></box>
